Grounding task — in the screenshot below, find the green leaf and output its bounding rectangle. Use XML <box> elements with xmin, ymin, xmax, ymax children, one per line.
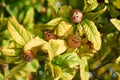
<box><xmin>53</xmin><ymin>52</ymin><xmax>80</xmax><ymax>68</ymax></box>
<box><xmin>47</xmin><ymin>0</ymin><xmax>61</xmax><ymax>13</ymax></box>
<box><xmin>84</xmin><ymin>6</ymin><xmax>107</xmax><ymax>19</ymax></box>
<box><xmin>83</xmin><ymin>0</ymin><xmax>98</xmax><ymax>11</ymax></box>
<box><xmin>34</xmin><ymin>3</ymin><xmax>42</xmax><ymax>12</ymax></box>
<box><xmin>23</xmin><ymin>7</ymin><xmax>34</xmax><ymax>30</ymax></box>
<box><xmin>48</xmin><ymin>39</ymin><xmax>67</xmax><ymax>60</ymax></box>
<box><xmin>69</xmin><ymin>0</ymin><xmax>84</xmax><ymax>9</ymax></box>
<box><xmin>81</xmin><ymin>19</ymin><xmax>101</xmax><ymax>51</ymax></box>
<box><xmin>58</xmin><ymin>5</ymin><xmax>72</xmax><ymax>18</ymax></box>
<box><xmin>24</xmin><ymin>37</ymin><xmax>46</xmax><ymax>53</ymax></box>
<box><xmin>108</xmin><ymin>5</ymin><xmax>120</xmax><ymax>18</ymax></box>
<box><xmin>99</xmin><ymin>44</ymin><xmax>111</xmax><ymax>61</ymax></box>
<box><xmin>6</xmin><ymin>5</ymin><xmax>18</xmax><ymax>17</ymax></box>
<box><xmin>8</xmin><ymin>16</ymin><xmax>31</xmax><ymax>46</ymax></box>
<box><xmin>110</xmin><ymin>18</ymin><xmax>120</xmax><ymax>31</ymax></box>
<box><xmin>80</xmin><ymin>57</ymin><xmax>90</xmax><ymax>80</ymax></box>
<box><xmin>55</xmin><ymin>21</ymin><xmax>73</xmax><ymax>37</ymax></box>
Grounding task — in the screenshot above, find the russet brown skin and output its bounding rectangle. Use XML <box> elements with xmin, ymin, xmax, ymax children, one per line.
<box><xmin>43</xmin><ymin>30</ymin><xmax>57</xmax><ymax>41</ymax></box>
<box><xmin>68</xmin><ymin>34</ymin><xmax>81</xmax><ymax>48</ymax></box>
<box><xmin>21</xmin><ymin>50</ymin><xmax>34</xmax><ymax>62</ymax></box>
<box><xmin>70</xmin><ymin>9</ymin><xmax>83</xmax><ymax>23</ymax></box>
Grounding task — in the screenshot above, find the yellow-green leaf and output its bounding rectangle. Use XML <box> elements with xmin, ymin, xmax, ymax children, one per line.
<box><xmin>23</xmin><ymin>8</ymin><xmax>34</xmax><ymax>30</ymax></box>
<box><xmin>8</xmin><ymin>16</ymin><xmax>31</xmax><ymax>46</ymax></box>
<box><xmin>1</xmin><ymin>48</ymin><xmax>21</xmax><ymax>56</ymax></box>
<box><xmin>58</xmin><ymin>5</ymin><xmax>72</xmax><ymax>17</ymax></box>
<box><xmin>83</xmin><ymin>0</ymin><xmax>98</xmax><ymax>11</ymax></box>
<box><xmin>115</xmin><ymin>56</ymin><xmax>120</xmax><ymax>65</ymax></box>
<box><xmin>81</xmin><ymin>19</ymin><xmax>101</xmax><ymax>51</ymax></box>
<box><xmin>55</xmin><ymin>21</ymin><xmax>73</xmax><ymax>37</ymax></box>
<box><xmin>60</xmin><ymin>68</ymin><xmax>76</xmax><ymax>80</ymax></box>
<box><xmin>84</xmin><ymin>6</ymin><xmax>107</xmax><ymax>19</ymax></box>
<box><xmin>80</xmin><ymin>57</ymin><xmax>90</xmax><ymax>80</ymax></box>
<box><xmin>110</xmin><ymin>18</ymin><xmax>120</xmax><ymax>31</ymax></box>
<box><xmin>52</xmin><ymin>52</ymin><xmax>80</xmax><ymax>68</ymax></box>
<box><xmin>48</xmin><ymin>39</ymin><xmax>67</xmax><ymax>60</ymax></box>
<box><xmin>14</xmin><ymin>59</ymin><xmax>39</xmax><ymax>80</ymax></box>
<box><xmin>5</xmin><ymin>61</ymin><xmax>26</xmax><ymax>80</ymax></box>
<box><xmin>0</xmin><ymin>73</ymin><xmax>3</xmax><ymax>80</ymax></box>
<box><xmin>47</xmin><ymin>0</ymin><xmax>61</xmax><ymax>12</ymax></box>
<box><xmin>37</xmin><ymin>17</ymin><xmax>62</xmax><ymax>30</ymax></box>
<box><xmin>54</xmin><ymin>66</ymin><xmax>62</xmax><ymax>80</ymax></box>
<box><xmin>47</xmin><ymin>62</ymin><xmax>62</xmax><ymax>80</ymax></box>
<box><xmin>24</xmin><ymin>37</ymin><xmax>46</xmax><ymax>53</ymax></box>
<box><xmin>40</xmin><ymin>17</ymin><xmax>62</xmax><ymax>27</ymax></box>
<box><xmin>112</xmin><ymin>1</ymin><xmax>120</xmax><ymax>9</ymax></box>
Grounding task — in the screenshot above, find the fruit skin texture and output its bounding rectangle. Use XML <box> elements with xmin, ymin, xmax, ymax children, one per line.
<box><xmin>68</xmin><ymin>34</ymin><xmax>81</xmax><ymax>48</ymax></box>
<box><xmin>70</xmin><ymin>9</ymin><xmax>83</xmax><ymax>23</ymax></box>
<box><xmin>21</xmin><ymin>50</ymin><xmax>34</xmax><ymax>62</ymax></box>
<box><xmin>43</xmin><ymin>30</ymin><xmax>57</xmax><ymax>41</ymax></box>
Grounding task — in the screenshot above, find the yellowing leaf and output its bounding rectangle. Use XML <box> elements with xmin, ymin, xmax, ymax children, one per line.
<box><xmin>81</xmin><ymin>19</ymin><xmax>101</xmax><ymax>51</ymax></box>
<box><xmin>112</xmin><ymin>1</ymin><xmax>120</xmax><ymax>9</ymax></box>
<box><xmin>80</xmin><ymin>57</ymin><xmax>90</xmax><ymax>80</ymax></box>
<box><xmin>24</xmin><ymin>37</ymin><xmax>46</xmax><ymax>53</ymax></box>
<box><xmin>40</xmin><ymin>42</ymin><xmax>49</xmax><ymax>53</ymax></box>
<box><xmin>84</xmin><ymin>0</ymin><xmax>98</xmax><ymax>11</ymax></box>
<box><xmin>0</xmin><ymin>73</ymin><xmax>4</xmax><ymax>80</ymax></box>
<box><xmin>48</xmin><ymin>39</ymin><xmax>67</xmax><ymax>60</ymax></box>
<box><xmin>1</xmin><ymin>48</ymin><xmax>21</xmax><ymax>56</ymax></box>
<box><xmin>8</xmin><ymin>16</ymin><xmax>31</xmax><ymax>46</ymax></box>
<box><xmin>55</xmin><ymin>21</ymin><xmax>73</xmax><ymax>37</ymax></box>
<box><xmin>47</xmin><ymin>62</ymin><xmax>62</xmax><ymax>80</ymax></box>
<box><xmin>115</xmin><ymin>56</ymin><xmax>120</xmax><ymax>65</ymax></box>
<box><xmin>54</xmin><ymin>66</ymin><xmax>62</xmax><ymax>80</ymax></box>
<box><xmin>110</xmin><ymin>18</ymin><xmax>120</xmax><ymax>31</ymax></box>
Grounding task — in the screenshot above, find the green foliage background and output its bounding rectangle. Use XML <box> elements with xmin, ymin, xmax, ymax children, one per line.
<box><xmin>0</xmin><ymin>0</ymin><xmax>120</xmax><ymax>80</ymax></box>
